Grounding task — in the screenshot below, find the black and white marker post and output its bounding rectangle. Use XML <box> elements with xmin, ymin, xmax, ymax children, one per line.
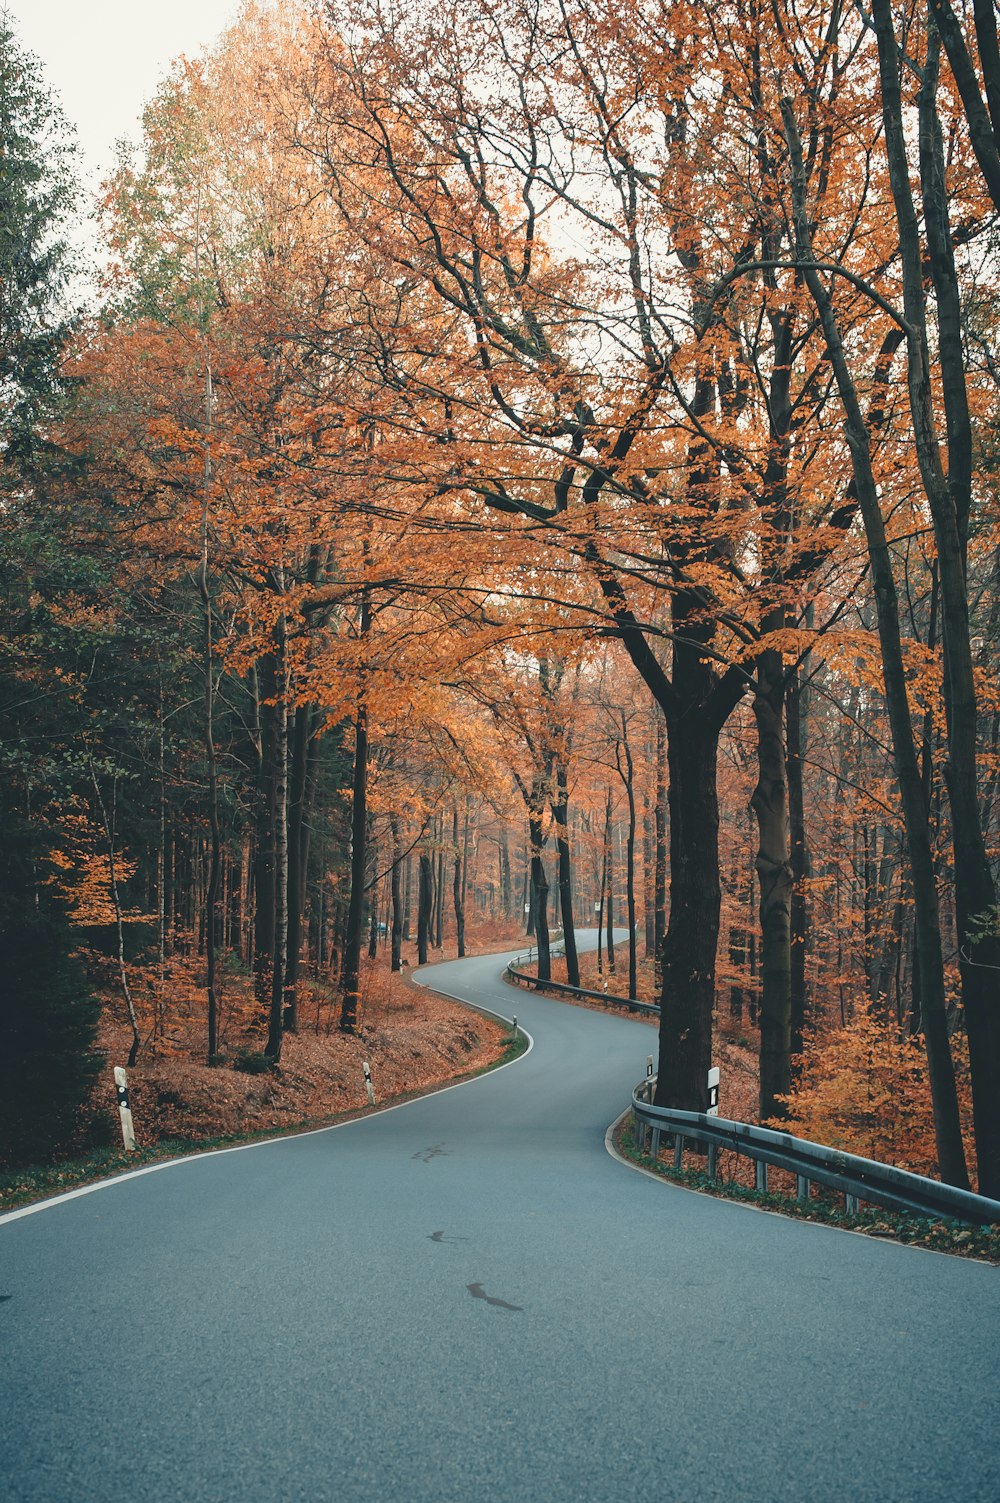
<box><xmin>363</xmin><ymin>1060</ymin><xmax>375</xmax><ymax>1106</ymax></box>
<box><xmin>114</xmin><ymin>1066</ymin><xmax>137</xmax><ymax>1150</ymax></box>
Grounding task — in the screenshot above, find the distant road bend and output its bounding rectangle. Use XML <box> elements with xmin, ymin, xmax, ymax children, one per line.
<box><xmin>2</xmin><ymin>941</ymin><xmax>998</xmax><ymax>1502</ymax></box>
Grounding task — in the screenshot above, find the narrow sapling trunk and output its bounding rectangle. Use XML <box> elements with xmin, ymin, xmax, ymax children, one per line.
<box><xmin>417</xmin><ymin>851</ymin><xmax>432</xmax><ymax>966</ymax></box>
<box><xmin>603</xmin><ymin>788</ymin><xmax>616</xmax><ymax>975</ymax></box>
<box><xmin>390</xmin><ymin>816</ymin><xmax>403</xmax><ymax>973</ymax></box>
<box><xmin>452</xmin><ymin>807</ymin><xmax>466</xmax><ymax>959</ymax></box>
<box><xmin>340</xmin><ymin>701</ymin><xmax>369</xmax><ymax>1031</ymax></box>
<box><xmin>266</xmin><ymin>629</ymin><xmax>289</xmax><ymax>1062</ymax></box>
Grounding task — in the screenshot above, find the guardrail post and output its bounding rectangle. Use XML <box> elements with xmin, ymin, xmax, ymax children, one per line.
<box><xmin>755</xmin><ymin>1160</ymin><xmax>768</xmax><ymax>1193</ymax></box>
<box><xmin>707</xmin><ymin>1142</ymin><xmax>718</xmax><ymax>1180</ymax></box>
<box><xmin>796</xmin><ymin>1175</ymin><xmax>810</xmax><ymax>1202</ymax></box>
<box><xmin>673</xmin><ymin>1134</ymin><xmax>683</xmax><ymax>1170</ymax></box>
<box><xmin>650</xmin><ymin>1127</ymin><xmax>661</xmax><ymax>1161</ymax></box>
<box><xmin>845</xmin><ymin>1193</ymin><xmax>859</xmax><ymax>1215</ymax></box>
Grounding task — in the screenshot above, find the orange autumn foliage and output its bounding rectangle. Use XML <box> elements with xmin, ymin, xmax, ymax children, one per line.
<box><xmin>775</xmin><ymin>1011</ymin><xmax>975</xmax><ymax>1182</ymax></box>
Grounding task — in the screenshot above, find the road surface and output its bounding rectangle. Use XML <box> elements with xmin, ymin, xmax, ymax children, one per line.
<box><xmin>2</xmin><ymin>945</ymin><xmax>998</xmax><ymax>1501</ymax></box>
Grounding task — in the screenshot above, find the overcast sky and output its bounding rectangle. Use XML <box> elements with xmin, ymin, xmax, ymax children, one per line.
<box><xmin>6</xmin><ymin>0</ymin><xmax>242</xmax><ymax>185</ymax></box>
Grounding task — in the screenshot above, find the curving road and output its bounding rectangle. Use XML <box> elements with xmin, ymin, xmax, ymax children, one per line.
<box><xmin>2</xmin><ymin>945</ymin><xmax>998</xmax><ymax>1502</ymax></box>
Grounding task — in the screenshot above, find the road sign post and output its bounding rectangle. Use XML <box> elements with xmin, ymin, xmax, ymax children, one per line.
<box><xmin>114</xmin><ymin>1066</ymin><xmax>136</xmax><ymax>1150</ymax></box>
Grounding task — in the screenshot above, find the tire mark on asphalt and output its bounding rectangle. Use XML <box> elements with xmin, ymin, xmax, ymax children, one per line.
<box><xmin>467</xmin><ymin>1282</ymin><xmax>522</xmax><ymax>1312</ymax></box>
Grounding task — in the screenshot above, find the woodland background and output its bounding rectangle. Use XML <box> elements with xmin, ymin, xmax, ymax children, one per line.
<box><xmin>1</xmin><ymin>0</ymin><xmax>998</xmax><ymax>1196</ymax></box>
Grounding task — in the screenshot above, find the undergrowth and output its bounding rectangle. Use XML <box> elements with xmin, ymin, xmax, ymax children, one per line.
<box><xmin>615</xmin><ymin>1120</ymin><xmax>1000</xmax><ymax>1264</ymax></box>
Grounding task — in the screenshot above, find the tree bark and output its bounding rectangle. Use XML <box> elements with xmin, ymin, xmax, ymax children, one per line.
<box><xmin>786</xmin><ymin>658</ymin><xmax>810</xmax><ymax>1060</ymax></box>
<box><xmin>752</xmin><ymin>646</ymin><xmax>793</xmax><ymax>1120</ymax></box>
<box><xmin>417</xmin><ymin>850</ymin><xmax>433</xmax><ymax>966</ymax></box>
<box><xmin>782</xmin><ymin>96</ymin><xmax>970</xmax><ymax>1188</ymax></box>
<box><xmin>452</xmin><ymin>807</ymin><xmax>466</xmax><ymax>959</ymax></box>
<box><xmin>552</xmin><ymin>762</ymin><xmax>579</xmax><ymax>985</ymax></box>
<box><xmin>390</xmin><ymin>816</ymin><xmax>403</xmax><ymax>972</ymax></box>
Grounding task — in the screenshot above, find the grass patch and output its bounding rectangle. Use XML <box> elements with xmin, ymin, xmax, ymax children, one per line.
<box><xmin>615</xmin><ymin>1119</ymin><xmax>1000</xmax><ymax>1264</ymax></box>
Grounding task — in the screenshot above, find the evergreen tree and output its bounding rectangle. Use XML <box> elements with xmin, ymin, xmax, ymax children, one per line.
<box><xmin>0</xmin><ymin>788</ymin><xmax>101</xmax><ymax>1166</ymax></box>
<box><xmin>0</xmin><ymin>17</ymin><xmax>77</xmax><ymax>480</ymax></box>
<box><xmin>0</xmin><ymin>22</ymin><xmax>100</xmax><ymax>1167</ymax></box>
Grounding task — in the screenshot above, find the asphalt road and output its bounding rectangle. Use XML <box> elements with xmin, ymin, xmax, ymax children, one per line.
<box><xmin>2</xmin><ymin>944</ymin><xmax>998</xmax><ymax>1502</ymax></box>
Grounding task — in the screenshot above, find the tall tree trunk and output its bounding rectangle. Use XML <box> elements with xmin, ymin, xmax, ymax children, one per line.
<box><xmin>653</xmin><ymin>708</ymin><xmax>668</xmax><ymax>995</ymax></box>
<box><xmin>914</xmin><ymin>20</ymin><xmax>1000</xmax><ymax>1194</ymax></box>
<box><xmin>603</xmin><ymin>788</ymin><xmax>616</xmax><ymax>975</ymax></box>
<box><xmin>417</xmin><ymin>850</ymin><xmax>433</xmax><ymax>965</ymax></box>
<box><xmin>266</xmin><ymin>627</ymin><xmax>289</xmax><ymax>1062</ymax></box>
<box><xmin>498</xmin><ymin>831</ymin><xmax>512</xmax><ymax>918</ymax></box>
<box><xmin>655</xmin><ymin>716</ymin><xmax>722</xmax><ymax>1112</ymax></box>
<box><xmin>751</xmin><ymin>646</ymin><xmax>793</xmax><ymax>1120</ymax></box>
<box><xmin>552</xmin><ymin>763</ymin><xmax>579</xmax><ymax>985</ymax></box>
<box><xmin>786</xmin><ymin>657</ymin><xmax>810</xmax><ymax>1060</ymax></box>
<box><xmin>528</xmin><ymin>810</ymin><xmax>551</xmax><ymax>981</ymax></box>
<box><xmin>452</xmin><ymin>807</ymin><xmax>466</xmax><ymax>959</ymax></box>
<box><xmin>390</xmin><ymin>816</ymin><xmax>403</xmax><ymax>973</ymax></box>
<box><xmin>617</xmin><ymin>724</ymin><xmax>639</xmax><ymax>1002</ymax></box>
<box><xmin>285</xmin><ymin>703</ymin><xmax>319</xmax><ymax>1032</ymax></box>
<box><xmin>253</xmin><ymin>659</ymin><xmax>277</xmax><ymax>1021</ymax></box>
<box><xmin>434</xmin><ymin>842</ymin><xmax>445</xmax><ymax>949</ymax></box>
<box><xmin>402</xmin><ymin>852</ymin><xmax>412</xmax><ymax>941</ymax></box>
<box><xmin>782</xmin><ymin>97</ymin><xmax>970</xmax><ymax>1188</ymax></box>
<box><xmin>195</xmin><ymin>193</ymin><xmax>221</xmax><ymax>1064</ymax></box>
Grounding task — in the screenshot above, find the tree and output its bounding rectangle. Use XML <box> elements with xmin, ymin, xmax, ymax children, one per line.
<box><xmin>0</xmin><ymin>19</ymin><xmax>77</xmax><ymax>482</ymax></box>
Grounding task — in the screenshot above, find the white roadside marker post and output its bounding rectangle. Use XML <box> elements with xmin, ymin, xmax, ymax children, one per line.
<box><xmin>114</xmin><ymin>1066</ymin><xmax>136</xmax><ymax>1151</ymax></box>
<box><xmin>706</xmin><ymin>1066</ymin><xmax>720</xmax><ymax>1115</ymax></box>
<box><xmin>706</xmin><ymin>1065</ymin><xmax>721</xmax><ymax>1180</ymax></box>
<box><xmin>363</xmin><ymin>1060</ymin><xmax>375</xmax><ymax>1106</ymax></box>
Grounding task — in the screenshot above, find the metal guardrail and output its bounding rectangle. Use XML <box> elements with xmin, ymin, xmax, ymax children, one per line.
<box><xmin>503</xmin><ymin>947</ymin><xmax>1000</xmax><ymax>1227</ymax></box>
<box><xmin>631</xmin><ymin>1075</ymin><xmax>1000</xmax><ymax>1227</ymax></box>
<box><xmin>505</xmin><ymin>955</ymin><xmax>659</xmax><ymax>1017</ymax></box>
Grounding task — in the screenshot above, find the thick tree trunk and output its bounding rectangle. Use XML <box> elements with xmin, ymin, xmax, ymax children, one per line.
<box><xmin>528</xmin><ymin>810</ymin><xmax>551</xmax><ymax>982</ymax></box>
<box><xmin>653</xmin><ymin>709</ymin><xmax>668</xmax><ymax>993</ymax></box>
<box><xmin>752</xmin><ymin>647</ymin><xmax>793</xmax><ymax>1120</ymax></box>
<box><xmin>655</xmin><ymin>718</ymin><xmax>722</xmax><ymax>1112</ymax></box>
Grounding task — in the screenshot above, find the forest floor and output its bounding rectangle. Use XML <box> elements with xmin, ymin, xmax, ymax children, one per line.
<box><xmin>0</xmin><ymin>927</ymin><xmax>523</xmax><ymax>1212</ymax></box>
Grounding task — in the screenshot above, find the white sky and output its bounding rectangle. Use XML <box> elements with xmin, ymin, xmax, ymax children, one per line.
<box><xmin>5</xmin><ymin>1</ymin><xmax>242</xmax><ymax>186</ymax></box>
